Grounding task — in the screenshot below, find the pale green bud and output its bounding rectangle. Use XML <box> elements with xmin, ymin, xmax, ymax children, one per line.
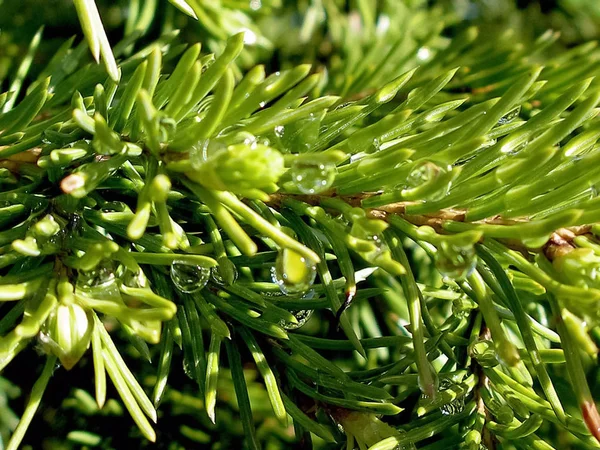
<box><xmin>41</xmin><ymin>303</ymin><xmax>93</xmax><ymax>370</ymax></box>
<box><xmin>186</xmin><ymin>143</ymin><xmax>285</xmax><ymax>194</ymax></box>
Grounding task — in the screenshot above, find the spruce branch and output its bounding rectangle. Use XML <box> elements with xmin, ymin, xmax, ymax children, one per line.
<box><xmin>2</xmin><ymin>1</ymin><xmax>600</xmax><ymax>449</ymax></box>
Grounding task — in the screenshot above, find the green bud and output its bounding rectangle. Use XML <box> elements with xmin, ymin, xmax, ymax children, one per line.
<box><xmin>186</xmin><ymin>143</ymin><xmax>285</xmax><ymax>195</ymax></box>
<box><xmin>32</xmin><ymin>214</ymin><xmax>61</xmax><ymax>238</ymax></box>
<box><xmin>41</xmin><ymin>303</ymin><xmax>93</xmax><ymax>370</ymax></box>
<box><xmin>554</xmin><ymin>248</ymin><xmax>600</xmax><ymax>289</ymax></box>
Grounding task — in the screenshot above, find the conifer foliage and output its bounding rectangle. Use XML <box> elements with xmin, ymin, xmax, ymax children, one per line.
<box><xmin>1</xmin><ymin>1</ymin><xmax>600</xmax><ymax>449</ymax></box>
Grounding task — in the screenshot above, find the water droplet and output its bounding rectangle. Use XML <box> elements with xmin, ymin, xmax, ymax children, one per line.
<box><xmin>189</xmin><ymin>139</ymin><xmax>226</xmax><ymax>169</ymax></box>
<box><xmin>290</xmin><ymin>160</ymin><xmax>336</xmax><ymax>194</ymax></box>
<box><xmin>405</xmin><ymin>161</ymin><xmax>452</xmax><ymax>201</ymax></box>
<box><xmin>407</xmin><ymin>161</ymin><xmax>443</xmax><ymax>188</ymax></box>
<box><xmin>274</xmin><ymin>125</ymin><xmax>285</xmax><ymax>138</ymax></box>
<box><xmin>259</xmin><ymin>101</ymin><xmax>267</xmax><ymax>108</ymax></box>
<box><xmin>41</xmin><ymin>130</ymin><xmax>53</xmax><ymax>145</ymax></box>
<box><xmin>436</xmin><ymin>244</ymin><xmax>477</xmax><ymax>279</ymax></box>
<box><xmin>211</xmin><ymin>264</ymin><xmax>238</xmax><ymax>286</ymax></box>
<box><xmin>439</xmin><ymin>379</ymin><xmax>465</xmax><ymax>416</ymax></box>
<box><xmin>183</xmin><ymin>359</ymin><xmax>195</xmax><ymax>380</ymax></box>
<box><xmin>121</xmin><ymin>268</ymin><xmax>147</xmax><ymax>289</ymax></box>
<box><xmin>363</xmin><ymin>235</ymin><xmax>389</xmax><ymax>263</ymax></box>
<box><xmin>451</xmin><ymin>296</ymin><xmax>474</xmax><ymax>320</ymax></box>
<box><xmin>376</xmin><ymin>14</ymin><xmax>391</xmax><ymax>35</ymax></box>
<box><xmin>170</xmin><ymin>261</ymin><xmax>210</xmax><ymax>293</ymax></box>
<box><xmin>261</xmin><ymin>290</ymin><xmax>285</xmax><ymax>298</ymax></box>
<box><xmin>395</xmin><ymin>431</ymin><xmax>417</xmax><ymax>450</ymax></box>
<box><xmin>249</xmin><ymin>0</ymin><xmax>261</xmax><ymax>11</ymax></box>
<box><xmin>274</xmin><ymin>114</ymin><xmax>321</xmax><ymax>153</ymax></box>
<box><xmin>258</xmin><ymin>137</ymin><xmax>270</xmax><ymax>147</ymax></box>
<box><xmin>417</xmin><ymin>47</ymin><xmax>432</xmax><ymax>61</ymax></box>
<box><xmin>501</xmin><ymin>139</ymin><xmax>528</xmax><ymax>155</ymax></box>
<box><xmin>270</xmin><ymin>249</ymin><xmax>316</xmax><ymax>295</ymax></box>
<box><xmin>372</xmin><ymin>137</ymin><xmax>381</xmax><ymax>152</ymax></box>
<box><xmin>242</xmin><ymin>29</ymin><xmax>258</xmax><ymax>45</ymax></box>
<box><xmin>334</xmin><ymin>102</ymin><xmax>352</xmax><ymax>111</ymax></box>
<box><xmin>281</xmin><ymin>309</ymin><xmax>314</xmax><ymax>330</ymax></box>
<box><xmin>497</xmin><ymin>105</ymin><xmax>521</xmax><ymax>125</ymax></box>
<box><xmin>101</xmin><ymin>201</ymin><xmax>130</xmax><ymax>213</ymax></box>
<box><xmin>77</xmin><ymin>260</ymin><xmax>117</xmax><ymax>289</ymax></box>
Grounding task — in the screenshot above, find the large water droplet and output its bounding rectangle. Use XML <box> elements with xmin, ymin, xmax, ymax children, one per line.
<box><xmin>497</xmin><ymin>105</ymin><xmax>521</xmax><ymax>125</ymax></box>
<box><xmin>439</xmin><ymin>379</ymin><xmax>465</xmax><ymax>416</ymax></box>
<box><xmin>290</xmin><ymin>160</ymin><xmax>336</xmax><ymax>194</ymax></box>
<box><xmin>281</xmin><ymin>309</ymin><xmax>314</xmax><ymax>330</ymax></box>
<box><xmin>274</xmin><ymin>114</ymin><xmax>321</xmax><ymax>153</ymax></box>
<box><xmin>121</xmin><ymin>268</ymin><xmax>148</xmax><ymax>289</ymax></box>
<box><xmin>249</xmin><ymin>0</ymin><xmax>261</xmax><ymax>11</ymax></box>
<box><xmin>211</xmin><ymin>263</ymin><xmax>238</xmax><ymax>286</ymax></box>
<box><xmin>170</xmin><ymin>261</ymin><xmax>210</xmax><ymax>293</ymax></box>
<box><xmin>406</xmin><ymin>161</ymin><xmax>451</xmax><ymax>201</ymax></box>
<box><xmin>78</xmin><ymin>260</ymin><xmax>117</xmax><ymax>289</ymax></box>
<box><xmin>189</xmin><ymin>139</ymin><xmax>226</xmax><ymax>169</ymax></box>
<box><xmin>436</xmin><ymin>244</ymin><xmax>477</xmax><ymax>279</ymax></box>
<box><xmin>271</xmin><ymin>249</ymin><xmax>316</xmax><ymax>295</ymax></box>
<box><xmin>407</xmin><ymin>161</ymin><xmax>443</xmax><ymax>187</ymax></box>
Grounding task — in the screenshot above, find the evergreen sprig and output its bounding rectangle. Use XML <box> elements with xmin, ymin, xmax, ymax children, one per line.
<box><xmin>1</xmin><ymin>1</ymin><xmax>600</xmax><ymax>449</ymax></box>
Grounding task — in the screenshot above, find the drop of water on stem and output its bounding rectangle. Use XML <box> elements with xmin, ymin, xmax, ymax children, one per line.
<box><xmin>497</xmin><ymin>105</ymin><xmax>521</xmax><ymax>125</ymax></box>
<box><xmin>438</xmin><ymin>379</ymin><xmax>465</xmax><ymax>416</ymax></box>
<box><xmin>183</xmin><ymin>359</ymin><xmax>195</xmax><ymax>380</ymax></box>
<box><xmin>290</xmin><ymin>160</ymin><xmax>336</xmax><ymax>194</ymax></box>
<box><xmin>120</xmin><ymin>268</ymin><xmax>147</xmax><ymax>289</ymax></box>
<box><xmin>78</xmin><ymin>260</ymin><xmax>117</xmax><ymax>289</ymax></box>
<box><xmin>189</xmin><ymin>139</ymin><xmax>226</xmax><ymax>169</ymax></box>
<box><xmin>395</xmin><ymin>431</ymin><xmax>417</xmax><ymax>450</ymax></box>
<box><xmin>407</xmin><ymin>161</ymin><xmax>444</xmax><ymax>186</ymax></box>
<box><xmin>406</xmin><ymin>160</ymin><xmax>451</xmax><ymax>201</ymax></box>
<box><xmin>436</xmin><ymin>244</ymin><xmax>477</xmax><ymax>279</ymax></box>
<box><xmin>211</xmin><ymin>264</ymin><xmax>238</xmax><ymax>286</ymax></box>
<box><xmin>170</xmin><ymin>261</ymin><xmax>210</xmax><ymax>293</ymax></box>
<box><xmin>282</xmin><ymin>309</ymin><xmax>314</xmax><ymax>330</ymax></box>
<box><xmin>271</xmin><ymin>249</ymin><xmax>316</xmax><ymax>295</ymax></box>
<box><xmin>274</xmin><ymin>125</ymin><xmax>285</xmax><ymax>138</ymax></box>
